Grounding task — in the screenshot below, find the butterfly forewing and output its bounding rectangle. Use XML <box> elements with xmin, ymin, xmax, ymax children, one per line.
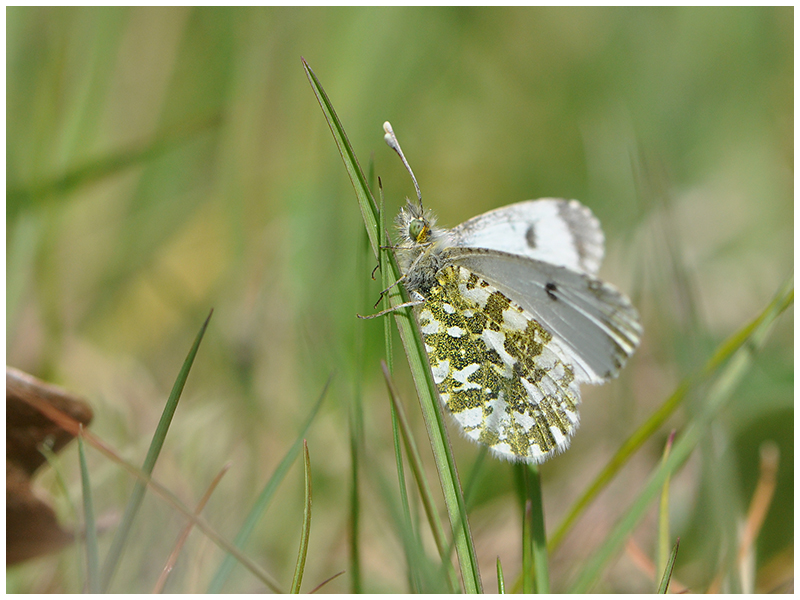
<box><xmin>448</xmin><ymin>199</ymin><xmax>605</xmax><ymax>275</ymax></box>
<box><xmin>446</xmin><ymin>247</ymin><xmax>641</xmax><ymax>384</ymax></box>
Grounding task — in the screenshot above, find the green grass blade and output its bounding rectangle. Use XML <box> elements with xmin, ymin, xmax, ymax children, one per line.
<box><xmin>549</xmin><ymin>276</ymin><xmax>794</xmax><ymax>552</ymax></box>
<box><xmin>521</xmin><ymin>497</ymin><xmax>533</xmax><ymax>594</ymax></box>
<box><xmin>207</xmin><ymin>374</ymin><xmax>332</xmax><ymax>593</ymax></box>
<box><xmin>656</xmin><ymin>430</ymin><xmax>676</xmax><ymax>589</ymax></box>
<box><xmin>290</xmin><ymin>441</ymin><xmax>313</xmax><ymax>594</ymax></box>
<box><xmin>462</xmin><ymin>447</ymin><xmax>489</xmax><ymax>510</ymax></box>
<box><xmin>527</xmin><ymin>465</ymin><xmax>549</xmax><ymax>593</ymax></box>
<box><xmin>517</xmin><ymin>464</ymin><xmax>549</xmax><ymax>594</ymax></box>
<box><xmin>657</xmin><ymin>538</ymin><xmax>680</xmax><ymax>594</ymax></box>
<box><xmin>304</xmin><ymin>58</ymin><xmax>482</xmax><ymax>593</ymax></box>
<box><xmin>348</xmin><ymin>226</ymin><xmax>370</xmax><ymax>594</ymax></box>
<box><xmin>78</xmin><ymin>430</ymin><xmax>99</xmax><ymax>593</ymax></box>
<box><xmin>381</xmin><ymin>362</ymin><xmax>461</xmax><ymax>593</ymax></box>
<box><xmin>496</xmin><ymin>556</ymin><xmax>505</xmax><ymax>594</ymax></box>
<box><xmin>570</xmin><ymin>277</ymin><xmax>792</xmax><ymax>592</ymax></box>
<box><xmin>390</xmin><ymin>396</ymin><xmax>422</xmax><ymax>592</ymax></box>
<box><xmin>100</xmin><ymin>309</ymin><xmax>213</xmax><ymax>592</ymax></box>
<box><xmin>347</xmin><ymin>157</ymin><xmax>377</xmax><ymax>593</ymax></box>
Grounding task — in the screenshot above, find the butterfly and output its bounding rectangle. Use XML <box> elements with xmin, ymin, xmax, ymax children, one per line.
<box><xmin>383</xmin><ymin>122</ymin><xmax>641</xmax><ymax>463</ymax></box>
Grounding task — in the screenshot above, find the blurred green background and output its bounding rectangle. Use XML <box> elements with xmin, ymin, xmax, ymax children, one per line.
<box><xmin>7</xmin><ymin>6</ymin><xmax>792</xmax><ymax>593</ymax></box>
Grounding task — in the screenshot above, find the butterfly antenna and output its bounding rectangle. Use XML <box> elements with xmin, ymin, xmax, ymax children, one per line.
<box><xmin>383</xmin><ymin>121</ymin><xmax>423</xmax><ymax>210</ymax></box>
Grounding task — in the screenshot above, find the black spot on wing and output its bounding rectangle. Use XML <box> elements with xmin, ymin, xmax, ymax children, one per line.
<box><xmin>526</xmin><ymin>224</ymin><xmax>536</xmax><ymax>249</ymax></box>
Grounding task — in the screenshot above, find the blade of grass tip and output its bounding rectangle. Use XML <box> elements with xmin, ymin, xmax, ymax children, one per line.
<box><xmin>152</xmin><ymin>462</ymin><xmax>232</xmax><ymax>593</ymax></box>
<box><xmin>305</xmin><ymin>58</ymin><xmax>482</xmax><ymax>593</ymax></box>
<box><xmin>381</xmin><ymin>361</ymin><xmax>460</xmax><ymax>593</ymax></box>
<box><xmin>78</xmin><ymin>429</ymin><xmax>100</xmax><ymax>593</ymax></box>
<box><xmin>18</xmin><ymin>395</ymin><xmax>285</xmax><ymax>592</ymax></box>
<box><xmin>656</xmin><ymin>430</ymin><xmax>676</xmax><ymax>589</ymax></box>
<box><xmin>657</xmin><ymin>538</ymin><xmax>680</xmax><ymax>593</ymax></box>
<box><xmin>100</xmin><ymin>309</ymin><xmax>213</xmax><ymax>592</ymax></box>
<box><xmin>207</xmin><ymin>374</ymin><xmax>332</xmax><ymax>593</ymax></box>
<box><xmin>496</xmin><ymin>556</ymin><xmax>506</xmax><ymax>594</ymax></box>
<box><xmin>550</xmin><ymin>276</ymin><xmax>794</xmax><ymax>552</ymax></box>
<box><xmin>462</xmin><ymin>447</ymin><xmax>488</xmax><ymax>510</ymax></box>
<box><xmin>309</xmin><ymin>570</ymin><xmax>346</xmax><ymax>594</ymax></box>
<box><xmin>290</xmin><ymin>441</ymin><xmax>313</xmax><ymax>594</ymax></box>
<box><xmin>302</xmin><ymin>57</ymin><xmax>379</xmax><ymax>257</ymax></box>
<box><xmin>569</xmin><ymin>278</ymin><xmax>792</xmax><ymax>593</ymax></box>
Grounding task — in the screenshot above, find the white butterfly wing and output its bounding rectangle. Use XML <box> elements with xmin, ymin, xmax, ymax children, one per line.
<box><xmin>447</xmin><ymin>199</ymin><xmax>605</xmax><ymax>276</ymax></box>
<box><xmin>446</xmin><ymin>248</ymin><xmax>641</xmax><ymax>385</ymax></box>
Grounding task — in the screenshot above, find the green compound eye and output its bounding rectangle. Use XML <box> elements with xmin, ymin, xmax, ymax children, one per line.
<box><xmin>409</xmin><ymin>218</ymin><xmax>429</xmax><ymax>243</ymax></box>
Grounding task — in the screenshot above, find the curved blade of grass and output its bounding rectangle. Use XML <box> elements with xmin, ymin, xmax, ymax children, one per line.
<box><xmin>550</xmin><ymin>276</ymin><xmax>794</xmax><ymax>552</ymax></box>
<box><xmin>656</xmin><ymin>430</ymin><xmax>676</xmax><ymax>589</ymax></box>
<box><xmin>207</xmin><ymin>374</ymin><xmax>332</xmax><ymax>592</ymax></box>
<box><xmin>100</xmin><ymin>308</ymin><xmax>213</xmax><ymax>592</ymax></box>
<box><xmin>78</xmin><ymin>430</ymin><xmax>99</xmax><ymax>593</ymax></box>
<box><xmin>153</xmin><ymin>462</ymin><xmax>231</xmax><ymax>593</ymax></box>
<box><xmin>304</xmin><ymin>57</ymin><xmax>482</xmax><ymax>593</ymax></box>
<box><xmin>657</xmin><ymin>538</ymin><xmax>680</xmax><ymax>593</ymax></box>
<box><xmin>290</xmin><ymin>441</ymin><xmax>313</xmax><ymax>594</ymax></box>
<box><xmin>570</xmin><ymin>277</ymin><xmax>792</xmax><ymax>592</ymax></box>
<box><xmin>15</xmin><ymin>386</ymin><xmax>284</xmax><ymax>592</ymax></box>
<box><xmin>496</xmin><ymin>556</ymin><xmax>506</xmax><ymax>593</ymax></box>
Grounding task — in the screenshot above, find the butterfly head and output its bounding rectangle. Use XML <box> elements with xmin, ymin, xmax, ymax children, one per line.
<box><xmin>396</xmin><ymin>199</ymin><xmax>437</xmax><ymax>246</ymax></box>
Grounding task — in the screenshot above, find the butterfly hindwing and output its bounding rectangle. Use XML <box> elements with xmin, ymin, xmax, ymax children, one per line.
<box><xmin>417</xmin><ymin>263</ymin><xmax>582</xmax><ymax>463</ymax></box>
